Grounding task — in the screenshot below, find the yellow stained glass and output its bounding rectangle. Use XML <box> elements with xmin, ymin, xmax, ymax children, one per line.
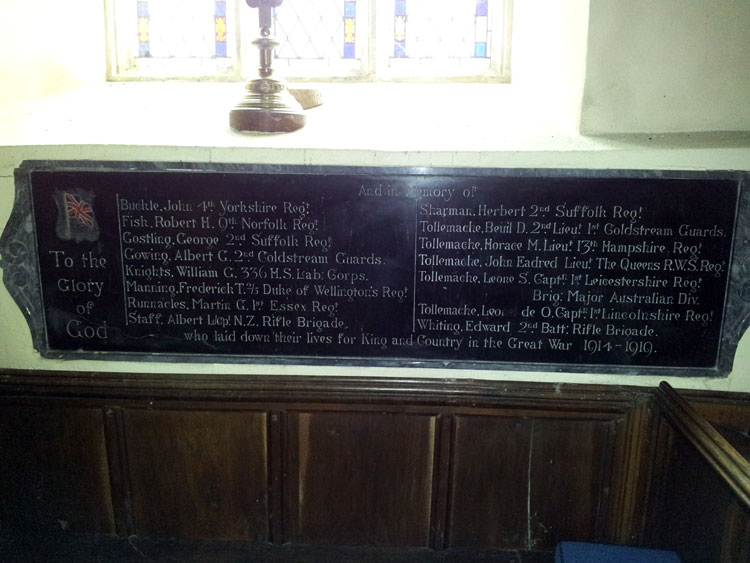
<box><xmin>394</xmin><ymin>16</ymin><xmax>406</xmax><ymax>42</ymax></box>
<box><xmin>138</xmin><ymin>17</ymin><xmax>150</xmax><ymax>43</ymax></box>
<box><xmin>215</xmin><ymin>17</ymin><xmax>226</xmax><ymax>42</ymax></box>
<box><xmin>345</xmin><ymin>18</ymin><xmax>355</xmax><ymax>43</ymax></box>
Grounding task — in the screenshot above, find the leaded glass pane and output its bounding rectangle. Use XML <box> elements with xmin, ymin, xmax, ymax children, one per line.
<box><xmin>136</xmin><ymin>0</ymin><xmax>229</xmax><ymax>59</ymax></box>
<box><xmin>267</xmin><ymin>0</ymin><xmax>367</xmax><ymax>78</ymax></box>
<box><xmin>391</xmin><ymin>0</ymin><xmax>491</xmax><ymax>61</ymax></box>
<box><xmin>274</xmin><ymin>0</ymin><xmax>360</xmax><ymax>60</ymax></box>
<box><xmin>108</xmin><ymin>0</ymin><xmax>508</xmax><ymax>80</ymax></box>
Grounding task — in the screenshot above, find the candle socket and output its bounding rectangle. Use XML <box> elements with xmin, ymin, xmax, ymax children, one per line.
<box><xmin>230</xmin><ymin>0</ymin><xmax>306</xmax><ymax>133</ymax></box>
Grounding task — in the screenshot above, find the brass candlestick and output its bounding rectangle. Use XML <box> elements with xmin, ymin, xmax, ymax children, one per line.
<box><xmin>230</xmin><ymin>0</ymin><xmax>306</xmax><ymax>132</ymax></box>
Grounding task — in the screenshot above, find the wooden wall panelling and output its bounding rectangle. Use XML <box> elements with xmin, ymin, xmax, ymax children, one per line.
<box><xmin>639</xmin><ymin>404</ymin><xmax>676</xmax><ymax>549</ymax></box>
<box><xmin>605</xmin><ymin>394</ymin><xmax>662</xmax><ymax>545</ymax></box>
<box><xmin>719</xmin><ymin>498</ymin><xmax>750</xmax><ymax>563</ymax></box>
<box><xmin>0</xmin><ymin>376</ymin><xmax>660</xmax><ymax>554</ymax></box>
<box><xmin>527</xmin><ymin>417</ymin><xmax>616</xmax><ymax>550</ymax></box>
<box><xmin>648</xmin><ymin>383</ymin><xmax>750</xmax><ymax>562</ymax></box>
<box><xmin>428</xmin><ymin>414</ymin><xmax>453</xmax><ymax>550</ymax></box>
<box><xmin>687</xmin><ymin>395</ymin><xmax>750</xmax><ymax>463</ymax></box>
<box><xmin>448</xmin><ymin>415</ymin><xmax>533</xmax><ymax>549</ymax></box>
<box><xmin>0</xmin><ymin>405</ymin><xmax>114</xmax><ymax>535</ymax></box>
<box><xmin>267</xmin><ymin>410</ymin><xmax>286</xmax><ymax>544</ymax></box>
<box><xmin>122</xmin><ymin>408</ymin><xmax>268</xmax><ymax>540</ymax></box>
<box><xmin>654</xmin><ymin>430</ymin><xmax>739</xmax><ymax>562</ymax></box>
<box><xmin>102</xmin><ymin>405</ymin><xmax>135</xmax><ymax>536</ymax></box>
<box><xmin>447</xmin><ymin>407</ymin><xmax>626</xmax><ymax>552</ymax></box>
<box><xmin>286</xmin><ymin>410</ymin><xmax>436</xmax><ymax>547</ymax></box>
<box><xmin>0</xmin><ymin>371</ymin><xmax>646</xmax><ymax>410</ymax></box>
<box><xmin>683</xmin><ymin>390</ymin><xmax>750</xmax><ymax>433</ymax></box>
<box><xmin>654</xmin><ymin>383</ymin><xmax>750</xmax><ymax>509</ymax></box>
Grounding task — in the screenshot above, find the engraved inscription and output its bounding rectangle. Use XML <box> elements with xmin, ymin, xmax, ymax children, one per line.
<box><xmin>24</xmin><ymin>169</ymin><xmax>740</xmax><ymax>370</ymax></box>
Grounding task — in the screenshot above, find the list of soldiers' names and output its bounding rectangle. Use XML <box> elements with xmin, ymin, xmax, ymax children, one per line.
<box><xmin>38</xmin><ymin>173</ymin><xmax>737</xmax><ymax>367</ymax></box>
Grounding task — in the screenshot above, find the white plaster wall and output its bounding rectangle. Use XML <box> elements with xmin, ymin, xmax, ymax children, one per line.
<box><xmin>511</xmin><ymin>0</ymin><xmax>590</xmax><ymax>133</ymax></box>
<box><xmin>0</xmin><ymin>3</ymin><xmax>749</xmax><ymax>392</ymax></box>
<box><xmin>0</xmin><ymin>0</ymin><xmax>106</xmax><ymax>108</ymax></box>
<box><xmin>580</xmin><ymin>0</ymin><xmax>750</xmax><ymax>134</ymax></box>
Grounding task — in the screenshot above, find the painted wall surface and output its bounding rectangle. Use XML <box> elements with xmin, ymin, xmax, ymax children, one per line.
<box><xmin>1</xmin><ymin>141</ymin><xmax>749</xmax><ymax>393</ymax></box>
<box><xmin>581</xmin><ymin>0</ymin><xmax>750</xmax><ymax>134</ymax></box>
<box><xmin>0</xmin><ymin>0</ymin><xmax>106</xmax><ymax>109</ymax></box>
<box><xmin>0</xmin><ymin>2</ymin><xmax>749</xmax><ymax>391</ymax></box>
<box><xmin>511</xmin><ymin>0</ymin><xmax>590</xmax><ymax>133</ymax></box>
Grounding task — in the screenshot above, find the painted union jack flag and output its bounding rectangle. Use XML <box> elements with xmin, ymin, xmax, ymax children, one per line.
<box><xmin>65</xmin><ymin>192</ymin><xmax>95</xmax><ymax>228</ymax></box>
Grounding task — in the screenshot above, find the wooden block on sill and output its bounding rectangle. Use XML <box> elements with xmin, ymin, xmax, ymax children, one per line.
<box><xmin>289</xmin><ymin>88</ymin><xmax>323</xmax><ymax>110</ymax></box>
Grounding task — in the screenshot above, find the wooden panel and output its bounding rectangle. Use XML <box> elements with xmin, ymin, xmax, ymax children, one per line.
<box><xmin>606</xmin><ymin>396</ymin><xmax>660</xmax><ymax>545</ymax></box>
<box><xmin>0</xmin><ymin>370</ymin><xmax>642</xmax><ymax>410</ymax></box>
<box><xmin>267</xmin><ymin>410</ymin><xmax>286</xmax><ymax>544</ymax></box>
<box><xmin>528</xmin><ymin>418</ymin><xmax>613</xmax><ymax>550</ymax></box>
<box><xmin>691</xmin><ymin>401</ymin><xmax>750</xmax><ymax>430</ymax></box>
<box><xmin>428</xmin><ymin>415</ymin><xmax>453</xmax><ymax>549</ymax></box>
<box><xmin>288</xmin><ymin>411</ymin><xmax>436</xmax><ymax>546</ymax></box>
<box><xmin>689</xmin><ymin>398</ymin><xmax>750</xmax><ymax>460</ymax></box>
<box><xmin>641</xmin><ymin>411</ymin><xmax>676</xmax><ymax>549</ymax></box>
<box><xmin>0</xmin><ymin>406</ymin><xmax>114</xmax><ymax>534</ymax></box>
<box><xmin>650</xmin><ymin>385</ymin><xmax>750</xmax><ymax>561</ymax></box>
<box><xmin>720</xmin><ymin>498</ymin><xmax>750</xmax><ymax>563</ymax></box>
<box><xmin>124</xmin><ymin>409</ymin><xmax>268</xmax><ymax>540</ymax></box>
<box><xmin>448</xmin><ymin>416</ymin><xmax>533</xmax><ymax>549</ymax></box>
<box><xmin>655</xmin><ymin>431</ymin><xmax>735</xmax><ymax>562</ymax></box>
<box><xmin>103</xmin><ymin>406</ymin><xmax>135</xmax><ymax>536</ymax></box>
<box><xmin>0</xmin><ymin>532</ymin><xmax>555</xmax><ymax>563</ymax></box>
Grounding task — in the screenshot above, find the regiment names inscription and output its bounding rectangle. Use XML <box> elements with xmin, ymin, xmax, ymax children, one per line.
<box><xmin>5</xmin><ymin>163</ymin><xmax>745</xmax><ymax>373</ymax></box>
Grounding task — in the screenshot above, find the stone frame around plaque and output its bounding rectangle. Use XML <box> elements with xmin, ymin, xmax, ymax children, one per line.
<box><xmin>1</xmin><ymin>160</ymin><xmax>749</xmax><ymax>378</ymax></box>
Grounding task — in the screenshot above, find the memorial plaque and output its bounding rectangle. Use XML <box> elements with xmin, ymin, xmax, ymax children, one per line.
<box><xmin>2</xmin><ymin>161</ymin><xmax>749</xmax><ymax>376</ymax></box>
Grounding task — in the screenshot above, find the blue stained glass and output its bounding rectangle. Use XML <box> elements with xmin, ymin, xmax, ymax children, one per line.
<box><xmin>139</xmin><ymin>43</ymin><xmax>149</xmax><ymax>57</ymax></box>
<box><xmin>215</xmin><ymin>1</ymin><xmax>226</xmax><ymax>18</ymax></box>
<box><xmin>476</xmin><ymin>0</ymin><xmax>488</xmax><ymax>17</ymax></box>
<box><xmin>474</xmin><ymin>42</ymin><xmax>487</xmax><ymax>57</ymax></box>
<box><xmin>343</xmin><ymin>43</ymin><xmax>355</xmax><ymax>58</ymax></box>
<box><xmin>216</xmin><ymin>42</ymin><xmax>227</xmax><ymax>57</ymax></box>
<box><xmin>137</xmin><ymin>1</ymin><xmax>149</xmax><ymax>17</ymax></box>
<box><xmin>344</xmin><ymin>1</ymin><xmax>356</xmax><ymax>18</ymax></box>
<box><xmin>394</xmin><ymin>0</ymin><xmax>406</xmax><ymax>57</ymax></box>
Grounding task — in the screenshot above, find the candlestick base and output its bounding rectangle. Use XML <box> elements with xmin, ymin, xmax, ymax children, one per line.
<box><xmin>230</xmin><ymin>78</ymin><xmax>306</xmax><ymax>133</ymax></box>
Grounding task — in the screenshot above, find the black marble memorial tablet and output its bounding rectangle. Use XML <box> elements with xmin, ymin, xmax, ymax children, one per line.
<box><xmin>2</xmin><ymin>161</ymin><xmax>748</xmax><ymax>376</ymax></box>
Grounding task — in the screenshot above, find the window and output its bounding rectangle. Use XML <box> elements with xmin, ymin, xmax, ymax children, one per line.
<box><xmin>107</xmin><ymin>0</ymin><xmax>512</xmax><ymax>82</ymax></box>
<box><xmin>107</xmin><ymin>0</ymin><xmax>241</xmax><ymax>79</ymax></box>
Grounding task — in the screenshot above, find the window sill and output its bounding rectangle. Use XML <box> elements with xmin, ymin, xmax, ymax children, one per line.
<box><xmin>0</xmin><ymin>82</ymin><xmax>749</xmax><ymax>171</ymax></box>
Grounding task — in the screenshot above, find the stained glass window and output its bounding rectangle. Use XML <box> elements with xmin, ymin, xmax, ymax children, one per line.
<box><xmin>109</xmin><ymin>0</ymin><xmax>237</xmax><ymax>79</ymax></box>
<box><xmin>132</xmin><ymin>0</ymin><xmax>229</xmax><ymax>58</ymax></box>
<box><xmin>271</xmin><ymin>0</ymin><xmax>367</xmax><ymax>78</ymax></box>
<box><xmin>216</xmin><ymin>0</ymin><xmax>228</xmax><ymax>58</ymax></box>
<box><xmin>475</xmin><ymin>0</ymin><xmax>489</xmax><ymax>58</ymax></box>
<box><xmin>394</xmin><ymin>0</ymin><xmax>407</xmax><ymax>58</ymax></box>
<box><xmin>273</xmin><ymin>0</ymin><xmax>356</xmax><ymax>60</ymax></box>
<box><xmin>386</xmin><ymin>0</ymin><xmax>498</xmax><ymax>78</ymax></box>
<box><xmin>344</xmin><ymin>1</ymin><xmax>357</xmax><ymax>59</ymax></box>
<box><xmin>108</xmin><ymin>0</ymin><xmax>510</xmax><ymax>81</ymax></box>
<box><xmin>137</xmin><ymin>1</ymin><xmax>150</xmax><ymax>57</ymax></box>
